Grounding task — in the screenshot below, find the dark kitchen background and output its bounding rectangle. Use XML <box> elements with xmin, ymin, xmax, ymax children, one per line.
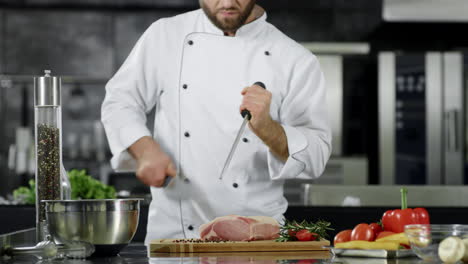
<box><xmin>0</xmin><ymin>0</ymin><xmax>384</xmax><ymax>197</ymax></box>
<box><xmin>2</xmin><ymin>0</ymin><xmax>468</xmax><ymax>240</ymax></box>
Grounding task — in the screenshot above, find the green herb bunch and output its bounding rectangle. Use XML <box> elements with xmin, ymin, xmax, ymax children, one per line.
<box><xmin>13</xmin><ymin>179</ymin><xmax>36</xmax><ymax>204</ymax></box>
<box><xmin>12</xmin><ymin>169</ymin><xmax>117</xmax><ymax>204</ymax></box>
<box><xmin>68</xmin><ymin>169</ymin><xmax>116</xmax><ymax>199</ymax></box>
<box><xmin>276</xmin><ymin>219</ymin><xmax>333</xmax><ymax>242</ymax></box>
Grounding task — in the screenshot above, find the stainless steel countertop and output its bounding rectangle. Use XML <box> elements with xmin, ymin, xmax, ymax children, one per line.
<box><xmin>0</xmin><ymin>243</ymin><xmax>429</xmax><ymax>264</ymax></box>
<box><xmin>0</xmin><ymin>229</ymin><xmax>436</xmax><ymax>264</ymax></box>
<box><xmin>302</xmin><ymin>184</ymin><xmax>468</xmax><ymax>207</ymax></box>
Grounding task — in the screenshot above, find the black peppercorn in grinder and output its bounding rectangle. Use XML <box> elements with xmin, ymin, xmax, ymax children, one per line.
<box><xmin>33</xmin><ymin>70</ymin><xmax>71</xmax><ymax>242</ymax></box>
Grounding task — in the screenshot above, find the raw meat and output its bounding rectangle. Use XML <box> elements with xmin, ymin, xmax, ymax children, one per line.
<box><xmin>199</xmin><ymin>215</ymin><xmax>280</xmax><ymax>241</ymax></box>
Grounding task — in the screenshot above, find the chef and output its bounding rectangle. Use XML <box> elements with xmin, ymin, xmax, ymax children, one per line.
<box><xmin>101</xmin><ymin>0</ymin><xmax>331</xmax><ymax>244</ymax></box>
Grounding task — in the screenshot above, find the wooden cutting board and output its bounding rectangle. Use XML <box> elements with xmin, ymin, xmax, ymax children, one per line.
<box><xmin>150</xmin><ymin>250</ymin><xmax>332</xmax><ymax>260</ymax></box>
<box><xmin>150</xmin><ymin>239</ymin><xmax>330</xmax><ymax>253</ymax></box>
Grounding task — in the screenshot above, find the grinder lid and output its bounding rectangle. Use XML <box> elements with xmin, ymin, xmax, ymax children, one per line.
<box><xmin>34</xmin><ymin>70</ymin><xmax>61</xmax><ymax>107</ymax></box>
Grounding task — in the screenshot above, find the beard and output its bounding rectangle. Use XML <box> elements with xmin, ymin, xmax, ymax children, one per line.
<box><xmin>201</xmin><ymin>0</ymin><xmax>256</xmax><ymax>32</ymax></box>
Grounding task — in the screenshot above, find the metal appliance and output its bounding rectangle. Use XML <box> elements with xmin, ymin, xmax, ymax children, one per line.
<box><xmin>383</xmin><ymin>0</ymin><xmax>468</xmax><ymax>22</ymax></box>
<box><xmin>379</xmin><ymin>51</ymin><xmax>465</xmax><ymax>185</ymax></box>
<box><xmin>301</xmin><ymin>184</ymin><xmax>468</xmax><ymax>207</ymax></box>
<box><xmin>284</xmin><ymin>43</ymin><xmax>371</xmax><ymax>204</ymax></box>
<box><xmin>301</xmin><ymin>42</ymin><xmax>370</xmax><ymax>185</ymax></box>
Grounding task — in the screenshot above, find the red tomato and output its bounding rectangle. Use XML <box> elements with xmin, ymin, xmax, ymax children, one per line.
<box><xmin>376</xmin><ymin>231</ymin><xmax>396</xmax><ymax>240</ymax></box>
<box><xmin>350</xmin><ymin>223</ymin><xmax>375</xmax><ymax>241</ymax></box>
<box><xmin>369</xmin><ymin>223</ymin><xmax>383</xmax><ymax>237</ymax></box>
<box><xmin>288</xmin><ymin>229</ymin><xmax>297</xmax><ymax>237</ymax></box>
<box><xmin>382</xmin><ymin>210</ymin><xmax>394</xmax><ymax>231</ymax></box>
<box><xmin>295</xmin><ymin>229</ymin><xmax>318</xmax><ymax>241</ymax></box>
<box><xmin>334</xmin><ymin>229</ymin><xmax>352</xmax><ymax>244</ymax></box>
<box><xmin>296</xmin><ymin>260</ymin><xmax>318</xmax><ymax>264</ymax></box>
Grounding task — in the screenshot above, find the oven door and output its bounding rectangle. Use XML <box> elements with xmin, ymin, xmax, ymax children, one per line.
<box><xmin>378</xmin><ymin>51</ymin><xmax>464</xmax><ymax>185</ymax></box>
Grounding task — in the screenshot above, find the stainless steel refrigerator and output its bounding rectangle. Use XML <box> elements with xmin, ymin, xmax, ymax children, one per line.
<box><xmin>379</xmin><ymin>51</ymin><xmax>465</xmax><ymax>185</ymax></box>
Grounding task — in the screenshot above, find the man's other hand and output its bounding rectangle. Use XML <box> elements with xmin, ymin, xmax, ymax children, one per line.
<box><xmin>128</xmin><ymin>136</ymin><xmax>176</xmax><ymax>187</ymax></box>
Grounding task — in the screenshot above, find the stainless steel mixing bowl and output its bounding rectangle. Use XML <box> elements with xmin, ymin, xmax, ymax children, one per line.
<box><xmin>43</xmin><ymin>199</ymin><xmax>142</xmax><ymax>256</ymax></box>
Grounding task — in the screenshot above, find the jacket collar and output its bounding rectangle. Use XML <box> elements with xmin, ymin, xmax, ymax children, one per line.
<box><xmin>198</xmin><ymin>8</ymin><xmax>267</xmax><ymax>38</ymax></box>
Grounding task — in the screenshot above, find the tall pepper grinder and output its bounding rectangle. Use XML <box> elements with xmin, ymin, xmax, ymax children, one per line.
<box><xmin>34</xmin><ymin>70</ymin><xmax>70</xmax><ymax>242</ymax></box>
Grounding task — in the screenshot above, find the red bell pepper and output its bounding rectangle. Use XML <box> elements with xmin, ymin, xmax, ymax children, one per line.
<box><xmin>381</xmin><ymin>188</ymin><xmax>430</xmax><ymax>233</ymax></box>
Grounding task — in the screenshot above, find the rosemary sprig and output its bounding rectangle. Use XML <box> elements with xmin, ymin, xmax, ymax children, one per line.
<box><xmin>276</xmin><ymin>219</ymin><xmax>333</xmax><ymax>242</ymax></box>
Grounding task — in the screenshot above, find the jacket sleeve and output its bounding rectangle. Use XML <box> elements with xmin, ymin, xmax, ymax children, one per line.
<box><xmin>268</xmin><ymin>52</ymin><xmax>332</xmax><ymax>180</ymax></box>
<box><xmin>101</xmin><ymin>22</ymin><xmax>161</xmax><ymax>172</ymax></box>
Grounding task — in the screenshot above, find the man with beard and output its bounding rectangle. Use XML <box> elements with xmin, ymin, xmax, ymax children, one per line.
<box><xmin>102</xmin><ymin>0</ymin><xmax>331</xmax><ymax>243</ymax></box>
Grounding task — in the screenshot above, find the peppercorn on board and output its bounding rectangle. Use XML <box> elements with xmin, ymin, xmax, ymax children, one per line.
<box><xmin>150</xmin><ymin>239</ymin><xmax>330</xmax><ymax>253</ymax></box>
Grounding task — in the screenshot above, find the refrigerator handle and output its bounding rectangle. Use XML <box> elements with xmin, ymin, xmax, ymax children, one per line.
<box><xmin>446</xmin><ymin>110</ymin><xmax>459</xmax><ymax>152</ymax></box>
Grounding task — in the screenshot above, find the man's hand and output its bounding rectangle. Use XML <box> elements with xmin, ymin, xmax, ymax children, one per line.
<box><xmin>240</xmin><ymin>84</ymin><xmax>273</xmax><ymax>132</ymax></box>
<box><xmin>240</xmin><ymin>84</ymin><xmax>289</xmax><ymax>161</ymax></box>
<box><xmin>128</xmin><ymin>136</ymin><xmax>176</xmax><ymax>187</ymax></box>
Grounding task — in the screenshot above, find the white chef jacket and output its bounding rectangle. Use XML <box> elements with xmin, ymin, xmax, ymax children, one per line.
<box><xmin>101</xmin><ymin>9</ymin><xmax>331</xmax><ymax>244</ymax></box>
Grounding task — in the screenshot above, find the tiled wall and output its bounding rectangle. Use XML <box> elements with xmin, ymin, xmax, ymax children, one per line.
<box><xmin>114</xmin><ymin>11</ymin><xmax>179</xmax><ymax>67</ymax></box>
<box><xmin>4</xmin><ymin>10</ymin><xmax>113</xmax><ymax>77</ymax></box>
<box><xmin>267</xmin><ymin>2</ymin><xmax>381</xmax><ymax>42</ymax></box>
<box><xmin>0</xmin><ymin>11</ymin><xmax>3</xmax><ymax>74</ymax></box>
<box><xmin>0</xmin><ymin>2</ymin><xmax>383</xmax><ymax>75</ymax></box>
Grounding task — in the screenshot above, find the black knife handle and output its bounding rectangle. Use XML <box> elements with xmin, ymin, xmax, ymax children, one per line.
<box><xmin>241</xmin><ymin>81</ymin><xmax>266</xmax><ymax>120</ymax></box>
<box><xmin>162</xmin><ymin>176</ymin><xmax>172</xmax><ymax>188</ymax></box>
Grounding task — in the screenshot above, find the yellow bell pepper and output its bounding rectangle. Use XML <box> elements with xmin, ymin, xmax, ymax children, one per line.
<box><xmin>335</xmin><ymin>240</ymin><xmax>400</xmax><ymax>250</ymax></box>
<box><xmin>376</xmin><ymin>232</ymin><xmax>409</xmax><ymax>246</ymax></box>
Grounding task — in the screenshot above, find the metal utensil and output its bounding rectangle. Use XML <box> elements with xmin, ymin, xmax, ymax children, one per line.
<box><xmin>3</xmin><ymin>239</ymin><xmax>57</xmax><ymax>260</ymax></box>
<box><xmin>43</xmin><ymin>199</ymin><xmax>141</xmax><ymax>257</ymax></box>
<box><xmin>219</xmin><ymin>81</ymin><xmax>266</xmax><ymax>179</ymax></box>
<box><xmin>2</xmin><ymin>237</ymin><xmax>95</xmax><ymax>259</ymax></box>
